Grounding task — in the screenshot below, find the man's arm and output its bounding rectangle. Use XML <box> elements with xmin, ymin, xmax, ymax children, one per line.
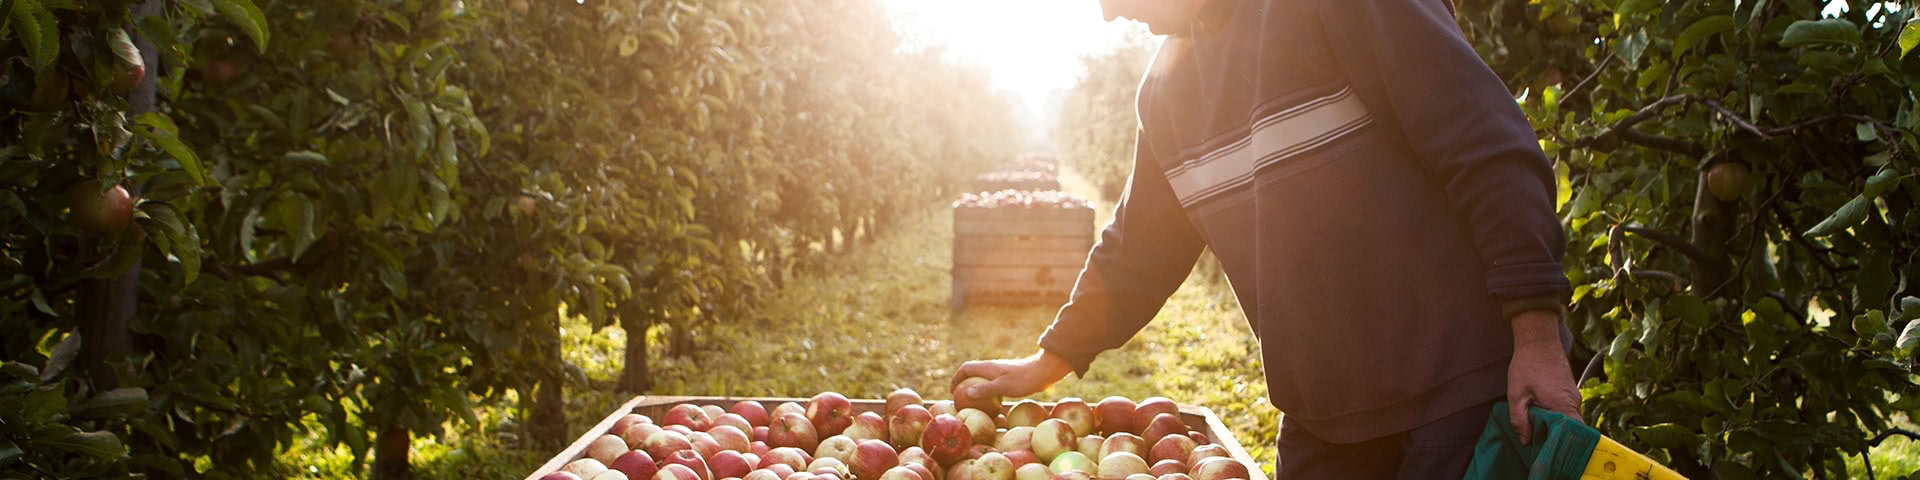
<box><xmin>953</xmin><ymin>129</ymin><xmax>1207</xmax><ymax>398</ymax></box>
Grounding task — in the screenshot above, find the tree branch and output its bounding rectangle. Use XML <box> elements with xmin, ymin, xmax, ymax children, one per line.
<box><xmin>1701</xmin><ymin>99</ymin><xmax>1772</xmax><ymax>140</ymax></box>
<box><xmin>1621</xmin><ymin>224</ymin><xmax>1716</xmax><ymax>266</ymax></box>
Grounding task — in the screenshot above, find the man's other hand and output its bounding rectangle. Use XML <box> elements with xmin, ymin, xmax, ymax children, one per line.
<box><xmin>1507</xmin><ymin>309</ymin><xmax>1582</xmax><ymax>444</ymax></box>
<box><xmin>950</xmin><ymin>349</ymin><xmax>1075</xmax><ymax>401</ymax></box>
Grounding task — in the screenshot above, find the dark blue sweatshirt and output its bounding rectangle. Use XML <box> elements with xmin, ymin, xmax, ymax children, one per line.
<box><xmin>1037</xmin><ymin>0</ymin><xmax>1571</xmax><ymax>443</ymax></box>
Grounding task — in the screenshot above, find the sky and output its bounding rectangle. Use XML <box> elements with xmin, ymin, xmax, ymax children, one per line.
<box><xmin>881</xmin><ymin>0</ymin><xmax>1153</xmax><ymax>113</ymax></box>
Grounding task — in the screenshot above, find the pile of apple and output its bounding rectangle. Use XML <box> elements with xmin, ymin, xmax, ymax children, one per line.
<box><xmin>952</xmin><ymin>190</ymin><xmax>1092</xmax><ymax>210</ymax></box>
<box><xmin>539</xmin><ymin>384</ymin><xmax>1252</xmax><ymax>480</ymax></box>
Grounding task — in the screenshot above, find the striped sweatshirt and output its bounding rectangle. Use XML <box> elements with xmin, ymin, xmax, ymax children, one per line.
<box><xmin>1038</xmin><ymin>0</ymin><xmax>1572</xmax><ymax>443</ymax></box>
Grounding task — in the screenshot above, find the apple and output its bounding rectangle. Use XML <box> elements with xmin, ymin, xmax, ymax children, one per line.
<box><xmin>615</xmin><ymin>414</ymin><xmax>655</xmax><ymax>437</ymax></box>
<box><xmin>807</xmin><ymin>392</ymin><xmax>855</xmax><ymax>437</ymax></box>
<box><xmin>808</xmin><ymin>457</ymin><xmax>851</xmax><ymax>478</ymax></box>
<box><xmin>711</xmin><ymin>425</ymin><xmax>752</xmax><ymax>453</ymax></box>
<box><xmin>1093</xmin><ymin>397</ymin><xmax>1136</xmax><ymax>436</ymax></box>
<box><xmin>890</xmin><ymin>404</ymin><xmax>934</xmax><ymax>449</ymax></box>
<box><xmin>965</xmin><ymin>444</ymin><xmax>994</xmax><ymax>460</ymax></box>
<box><xmin>1047</xmin><ymin>452</ymin><xmax>1093</xmax><ymax>475</ymax></box>
<box><xmin>1051</xmin><ymin>471</ymin><xmax>1092</xmax><ymax>480</ymax></box>
<box><xmin>702</xmin><ymin>405</ymin><xmax>728</xmax><ymax>420</ymax></box>
<box><xmin>1148</xmin><ymin>460</ymin><xmax>1184</xmax><ymax>477</ymax></box>
<box><xmin>1156</xmin><ymin>475</ymin><xmax>1192</xmax><ymax>480</ymax></box>
<box><xmin>752</xmin><ymin>442</ymin><xmax>771</xmax><ymax>457</ymax></box>
<box><xmin>764</xmin><ymin>447</ymin><xmax>813</xmax><ymax>471</ymax></box>
<box><xmin>898</xmin><ymin>447</ymin><xmax>939</xmax><ymax>478</ymax></box>
<box><xmin>954</xmin><ymin>377</ymin><xmax>1002</xmax><ymax>414</ymax></box>
<box><xmin>845</xmin><ymin>412</ymin><xmax>890</xmax><ymax>443</ymax></box>
<box><xmin>668</xmin><ymin>404</ymin><xmax>716</xmax><ymax>432</ymax></box>
<box><xmin>644</xmin><ymin>431</ymin><xmax>695</xmax><ymax>460</ymax></box>
<box><xmin>745</xmin><ymin>470</ymin><xmax>783</xmax><ymax>480</ymax></box>
<box><xmin>691</xmin><ymin>432</ymin><xmax>725</xmax><ymax>459</ymax></box>
<box><xmin>1097</xmin><ymin>452</ymin><xmax>1149</xmax><ymax>480</ymax></box>
<box><xmin>920</xmin><ymin>414</ymin><xmax>973</xmax><ymax>465</ymax></box>
<box><xmin>848</xmin><ymin>439</ymin><xmax>902</xmax><ymax>480</ymax></box>
<box><xmin>957</xmin><ymin>408</ymin><xmax>997</xmax><ymax>444</ymax></box>
<box><xmin>1004</xmin><ymin>449</ymin><xmax>1040</xmax><ymax>468</ymax></box>
<box><xmin>1076</xmin><ymin>435</ymin><xmax>1103</xmax><ymax>461</ymax></box>
<box><xmin>612</xmin><ymin>450</ymin><xmax>659</xmax><ymax>480</ymax></box>
<box><xmin>768</xmin><ymin>464</ymin><xmax>799</xmax><ymax>478</ymax></box>
<box><xmin>774</xmin><ymin>402</ymin><xmax>808</xmax><ymax>420</ymax></box>
<box><xmin>1015</xmin><ymin>463</ymin><xmax>1053</xmax><ymax>480</ymax></box>
<box><xmin>542</xmin><ymin>472</ymin><xmax>585</xmax><ymax>480</ymax></box>
<box><xmin>1147</xmin><ymin>435</ymin><xmax>1196</xmax><ymax>466</ymax></box>
<box><xmin>880</xmin><ymin>466</ymin><xmax>926</xmax><ymax>480</ymax></box>
<box><xmin>996</xmin><ymin>426</ymin><xmax>1034</xmax><ymax>453</ymax></box>
<box><xmin>591</xmin><ymin>471</ymin><xmax>632</xmax><ymax>480</ymax></box>
<box><xmin>566</xmin><ymin>458</ymin><xmax>610</xmax><ymax>477</ymax></box>
<box><xmin>1184</xmin><ymin>432</ymin><xmax>1208</xmax><ymax>446</ymax></box>
<box><xmin>902</xmin><ymin>463</ymin><xmax>937</xmax><ymax>480</ymax></box>
<box><xmin>732</xmin><ymin>401</ymin><xmax>772</xmax><ymax>427</ymax></box>
<box><xmin>997</xmin><ymin>415</ymin><xmax>1010</xmax><ymax>429</ymax></box>
<box><xmin>1031</xmin><ymin>419</ymin><xmax>1076</xmax><ymax>462</ymax></box>
<box><xmin>1188</xmin><ymin>458</ymin><xmax>1248</xmax><ymax>480</ymax></box>
<box><xmin>714</xmin><ymin>414</ymin><xmax>755</xmax><ymax>436</ymax></box>
<box><xmin>1184</xmin><ymin>446</ymin><xmax>1227</xmax><ymax>468</ymax></box>
<box><xmin>591</xmin><ymin>434</ymin><xmax>634</xmax><ymax>465</ymax></box>
<box><xmin>710</xmin><ymin>451</ymin><xmax>755</xmax><ymax>479</ymax></box>
<box><xmin>1101</xmin><ymin>433</ymin><xmax>1147</xmax><ymax>460</ymax></box>
<box><xmin>1131</xmin><ymin>399</ymin><xmax>1177</xmax><ymax>434</ymax></box>
<box><xmin>815</xmin><ymin>435</ymin><xmax>859</xmax><ymax>464</ymax></box>
<box><xmin>1049</xmin><ymin>399</ymin><xmax>1094</xmax><ymax>437</ymax></box>
<box><xmin>668</xmin><ymin>425</ymin><xmax>696</xmax><ymax>436</ymax></box>
<box><xmin>1139</xmin><ymin>415</ymin><xmax>1186</xmax><ymax>448</ymax></box>
<box><xmin>755</xmin><ymin>427</ymin><xmax>771</xmax><ymax>443</ymax></box>
<box><xmin>69</xmin><ymin>182</ymin><xmax>135</xmax><ymax>234</ymax></box>
<box><xmin>1707</xmin><ymin>162</ymin><xmax>1749</xmax><ymax>202</ymax></box>
<box><xmin>1006</xmin><ymin>401</ymin><xmax>1049</xmax><ymax>428</ymax></box>
<box><xmin>770</xmin><ymin>413</ymin><xmax>821</xmax><ymax>452</ymax></box>
<box><xmin>664</xmin><ymin>450</ymin><xmax>713</xmax><ymax>480</ymax></box>
<box><xmin>624</xmin><ymin>423</ymin><xmax>666</xmax><ymax>449</ymax></box>
<box><xmin>947</xmin><ymin>459</ymin><xmax>978</xmax><ymax>480</ymax></box>
<box><xmin>929</xmin><ymin>401</ymin><xmax>958</xmax><ymax>418</ymax></box>
<box><xmin>887</xmin><ymin>388</ymin><xmax>925</xmax><ymax>417</ymax></box>
<box><xmin>1125</xmin><ymin>475</ymin><xmax>1155</xmax><ymax>480</ymax></box>
<box><xmin>783</xmin><ymin>473</ymin><xmax>813</xmax><ymax>480</ymax></box>
<box><xmin>974</xmin><ymin>452</ymin><xmax>1016</xmax><ymax>480</ymax></box>
<box><xmin>656</xmin><ymin>463</ymin><xmax>704</xmax><ymax>480</ymax></box>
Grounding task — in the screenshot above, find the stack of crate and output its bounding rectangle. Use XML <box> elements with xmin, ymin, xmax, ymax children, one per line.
<box><xmin>950</xmin><ymin>155</ymin><xmax>1096</xmax><ymax>310</ymax></box>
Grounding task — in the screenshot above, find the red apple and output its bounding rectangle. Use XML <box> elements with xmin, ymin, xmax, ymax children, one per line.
<box><xmin>957</xmin><ymin>408</ymin><xmax>997</xmax><ymax>444</ymax></box>
<box><xmin>691</xmin><ymin>432</ymin><xmax>725</xmax><ymax>459</ymax></box>
<box><xmin>815</xmin><ymin>435</ymin><xmax>858</xmax><ymax>464</ymax></box>
<box><xmin>845</xmin><ymin>412</ymin><xmax>890</xmax><ymax>443</ymax></box>
<box><xmin>880</xmin><ymin>465</ymin><xmax>926</xmax><ymax>480</ymax></box>
<box><xmin>1155</xmin><ymin>475</ymin><xmax>1191</xmax><ymax>480</ymax></box>
<box><xmin>767</xmin><ymin>464</ymin><xmax>799</xmax><ymax>478</ymax></box>
<box><xmin>1051</xmin><ymin>470</ymin><xmax>1092</xmax><ymax>480</ymax></box>
<box><xmin>745</xmin><ymin>470</ymin><xmax>783</xmax><ymax>480</ymax></box>
<box><xmin>1007</xmin><ymin>401</ymin><xmax>1049</xmax><ymax>428</ymax></box>
<box><xmin>1125</xmin><ymin>475</ymin><xmax>1155</xmax><ymax>480</ymax></box>
<box><xmin>1100</xmin><ymin>433</ymin><xmax>1148</xmax><ymax>460</ymax></box>
<box><xmin>974</xmin><ymin>451</ymin><xmax>1016</xmax><ymax>480</ymax></box>
<box><xmin>751</xmin><ymin>442</ymin><xmax>771</xmax><ymax>457</ymax></box>
<box><xmin>848</xmin><ymin>439</ymin><xmax>902</xmax><ymax>480</ymax></box>
<box><xmin>711</xmin><ymin>425</ymin><xmax>752</xmax><ymax>453</ymax></box>
<box><xmin>898</xmin><ymin>446</ymin><xmax>939</xmax><ymax>479</ymax></box>
<box><xmin>1004</xmin><ymin>449</ymin><xmax>1040</xmax><ymax>468</ymax></box>
<box><xmin>764</xmin><ymin>447</ymin><xmax>813</xmax><ymax>471</ymax></box>
<box><xmin>566</xmin><ymin>458</ymin><xmax>610</xmax><ymax>477</ymax></box>
<box><xmin>1031</xmin><ymin>419</ymin><xmax>1076</xmax><ymax>463</ymax></box>
<box><xmin>1049</xmin><ymin>399</ymin><xmax>1094</xmax><ymax>437</ymax></box>
<box><xmin>713</xmin><ymin>414</ymin><xmax>754</xmax><ymax>436</ymax></box>
<box><xmin>887</xmin><ymin>388</ymin><xmax>925</xmax><ymax>418</ymax></box>
<box><xmin>668</xmin><ymin>404</ymin><xmax>716</xmax><ymax>432</ymax></box>
<box><xmin>668</xmin><ymin>425</ymin><xmax>696</xmax><ymax>436</ymax></box>
<box><xmin>594</xmin><ymin>469</ymin><xmax>631</xmax><ymax>479</ymax></box>
<box><xmin>1139</xmin><ymin>414</ymin><xmax>1186</xmax><ymax>448</ymax></box>
<box><xmin>664</xmin><ymin>450</ymin><xmax>713</xmax><ymax>480</ymax></box>
<box><xmin>1148</xmin><ymin>435</ymin><xmax>1196</xmax><ymax>466</ymax></box>
<box><xmin>69</xmin><ymin>182</ymin><xmax>134</xmax><ymax>234</ymax></box>
<box><xmin>542</xmin><ymin>472</ymin><xmax>585</xmax><ymax>480</ymax></box>
<box><xmin>1185</xmin><ymin>431</ymin><xmax>1208</xmax><ymax>446</ymax></box>
<box><xmin>920</xmin><ymin>414</ymin><xmax>973</xmax><ymax>465</ymax></box>
<box><xmin>807</xmin><ymin>392</ymin><xmax>855</xmax><ymax>437</ymax></box>
<box><xmin>656</xmin><ymin>463</ymin><xmax>703</xmax><ymax>480</ymax></box>
<box><xmin>783</xmin><ymin>473</ymin><xmax>813</xmax><ymax>480</ymax></box>
<box><xmin>770</xmin><ymin>413</ymin><xmax>820</xmax><ymax>452</ymax></box>
<box><xmin>948</xmin><ymin>459</ymin><xmax>979</xmax><ymax>480</ymax></box>
<box><xmin>709</xmin><ymin>451</ymin><xmax>755</xmax><ymax>479</ymax></box>
<box><xmin>703</xmin><ymin>405</ymin><xmax>729</xmax><ymax>422</ymax></box>
<box><xmin>995</xmin><ymin>426</ymin><xmax>1034</xmax><ymax>453</ymax></box>
<box><xmin>1015</xmin><ymin>463</ymin><xmax>1052</xmax><ymax>480</ymax></box>
<box><xmin>615</xmin><ymin>414</ymin><xmax>655</xmax><ymax>437</ymax></box>
<box><xmin>1148</xmin><ymin>460</ymin><xmax>1184</xmax><ymax>477</ymax></box>
<box><xmin>732</xmin><ymin>401</ymin><xmax>772</xmax><ymax>427</ymax></box>
<box><xmin>1188</xmin><ymin>458</ymin><xmax>1248</xmax><ymax>480</ymax></box>
<box><xmin>808</xmin><ymin>457</ymin><xmax>851</xmax><ymax>478</ymax></box>
<box><xmin>613</xmin><ymin>450</ymin><xmax>659</xmax><ymax>479</ymax></box>
<box><xmin>929</xmin><ymin>401</ymin><xmax>958</xmax><ymax>418</ymax></box>
<box><xmin>591</xmin><ymin>434</ymin><xmax>634</xmax><ymax>465</ymax></box>
<box><xmin>1097</xmin><ymin>452</ymin><xmax>1149</xmax><ymax>480</ymax></box>
<box><xmin>966</xmin><ymin>444</ymin><xmax>994</xmax><ymax>460</ymax></box>
<box><xmin>954</xmin><ymin>377</ymin><xmax>1002</xmax><ymax>414</ymax></box>
<box><xmin>644</xmin><ymin>431</ymin><xmax>695</xmax><ymax>460</ymax></box>
<box><xmin>1093</xmin><ymin>397</ymin><xmax>1136</xmax><ymax>436</ymax></box>
<box><xmin>1047</xmin><ymin>451</ymin><xmax>1093</xmax><ymax>475</ymax></box>
<box><xmin>625</xmin><ymin>423</ymin><xmax>666</xmax><ymax>449</ymax></box>
<box><xmin>902</xmin><ymin>463</ymin><xmax>937</xmax><ymax>480</ymax></box>
<box><xmin>1131</xmin><ymin>399</ymin><xmax>1177</xmax><ymax>434</ymax></box>
<box><xmin>773</xmin><ymin>402</ymin><xmax>807</xmax><ymax>421</ymax></box>
<box><xmin>1075</xmin><ymin>435</ymin><xmax>1103</xmax><ymax>461</ymax></box>
<box><xmin>890</xmin><ymin>404</ymin><xmax>934</xmax><ymax>449</ymax></box>
<box><xmin>1184</xmin><ymin>446</ymin><xmax>1227</xmax><ymax>468</ymax></box>
<box><xmin>754</xmin><ymin>426</ymin><xmax>771</xmax><ymax>443</ymax></box>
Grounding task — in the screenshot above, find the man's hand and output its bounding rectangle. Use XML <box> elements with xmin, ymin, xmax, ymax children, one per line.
<box><xmin>950</xmin><ymin>349</ymin><xmax>1075</xmax><ymax>401</ymax></box>
<box><xmin>1507</xmin><ymin>309</ymin><xmax>1582</xmax><ymax>444</ymax></box>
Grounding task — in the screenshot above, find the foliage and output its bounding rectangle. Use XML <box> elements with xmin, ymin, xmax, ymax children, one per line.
<box><xmin>1454</xmin><ymin>0</ymin><xmax>1920</xmax><ymax>476</ymax></box>
<box><xmin>1056</xmin><ymin>32</ymin><xmax>1157</xmax><ymax>202</ymax></box>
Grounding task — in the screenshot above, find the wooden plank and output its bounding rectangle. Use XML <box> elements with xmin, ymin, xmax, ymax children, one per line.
<box><xmin>953</xmin><ymin>241</ymin><xmax>1091</xmax><ymax>267</ymax></box>
<box><xmin>531</xmin><ymin>396</ymin><xmax>1268</xmax><ymax>480</ymax></box>
<box><xmin>954</xmin><ymin>264</ymin><xmax>1081</xmax><ymax>293</ymax></box>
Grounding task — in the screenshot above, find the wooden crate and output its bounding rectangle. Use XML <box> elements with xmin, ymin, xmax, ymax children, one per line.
<box><xmin>951</xmin><ymin>207</ymin><xmax>1095</xmax><ymax>310</ymax></box>
<box><xmin>527</xmin><ymin>395</ymin><xmax>1267</xmax><ymax>480</ymax></box>
<box><xmin>970</xmin><ymin>178</ymin><xmax>1061</xmax><ymax>193</ymax></box>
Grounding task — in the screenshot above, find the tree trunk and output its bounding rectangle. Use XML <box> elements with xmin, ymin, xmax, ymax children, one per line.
<box><xmin>372</xmin><ymin>427</ymin><xmax>413</xmax><ymax>480</ymax></box>
<box><xmin>530</xmin><ymin>323</ymin><xmax>567</xmax><ymax>448</ymax></box>
<box><xmin>77</xmin><ymin>3</ymin><xmax>162</xmax><ymax>389</ymax></box>
<box><xmin>618</xmin><ymin>319</ymin><xmax>652</xmax><ymax>393</ymax></box>
<box><xmin>1691</xmin><ymin>160</ymin><xmax>1739</xmax><ymax>298</ymax></box>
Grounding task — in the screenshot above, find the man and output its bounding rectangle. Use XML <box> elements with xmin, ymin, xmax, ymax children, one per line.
<box><xmin>950</xmin><ymin>0</ymin><xmax>1581</xmax><ymax>477</ymax></box>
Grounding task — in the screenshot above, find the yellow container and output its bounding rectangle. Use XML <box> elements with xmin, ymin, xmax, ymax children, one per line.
<box><xmin>1581</xmin><ymin>435</ymin><xmax>1687</xmax><ymax>479</ymax></box>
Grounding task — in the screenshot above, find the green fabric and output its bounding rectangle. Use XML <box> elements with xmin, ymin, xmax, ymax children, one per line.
<box><xmin>1464</xmin><ymin>402</ymin><xmax>1601</xmax><ymax>480</ymax></box>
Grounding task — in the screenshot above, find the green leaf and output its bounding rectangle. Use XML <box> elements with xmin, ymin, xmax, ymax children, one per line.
<box><xmin>1897</xmin><ymin>320</ymin><xmax>1920</xmax><ymax>350</ymax></box>
<box><xmin>72</xmin><ymin>387</ymin><xmax>149</xmax><ymax>419</ymax></box>
<box><xmin>1803</xmin><ymin>194</ymin><xmax>1872</xmax><ymax>237</ymax></box>
<box><xmin>9</xmin><ymin>0</ymin><xmax>57</xmax><ymax>71</ymax></box>
<box><xmin>1675</xmin><ymin>15</ymin><xmax>1734</xmax><ymax>55</ymax></box>
<box><xmin>211</xmin><ymin>0</ymin><xmax>269</xmax><ymax>53</ymax></box>
<box><xmin>133</xmin><ymin>113</ymin><xmax>210</xmax><ymax>186</ymax></box>
<box><xmin>1854</xmin><ymin>310</ymin><xmax>1891</xmax><ymax>338</ymax></box>
<box><xmin>0</xmin><ymin>438</ymin><xmax>21</xmax><ymax>466</ymax></box>
<box><xmin>1865</xmin><ymin>169</ymin><xmax>1901</xmax><ymax>197</ymax></box>
<box><xmin>1780</xmin><ymin>18</ymin><xmax>1861</xmax><ymax>48</ymax></box>
<box><xmin>1632</xmin><ymin>423</ymin><xmax>1702</xmax><ymax>450</ymax></box>
<box><xmin>1616</xmin><ymin>29</ymin><xmax>1650</xmax><ymax>65</ymax></box>
<box><xmin>36</xmin><ymin>430</ymin><xmax>126</xmax><ymax>460</ymax></box>
<box><xmin>1902</xmin><ymin>21</ymin><xmax>1920</xmax><ymax>58</ymax></box>
<box><xmin>1856</xmin><ymin>122</ymin><xmax>1879</xmax><ymax>142</ymax></box>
